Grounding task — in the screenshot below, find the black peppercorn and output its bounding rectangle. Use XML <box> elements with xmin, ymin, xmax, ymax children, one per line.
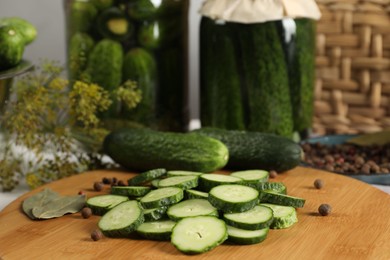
<box><xmin>102</xmin><ymin>177</ymin><xmax>112</xmax><ymax>185</ymax></box>
<box><xmin>91</xmin><ymin>229</ymin><xmax>103</xmax><ymax>241</ymax></box>
<box><xmin>318</xmin><ymin>204</ymin><xmax>332</xmax><ymax>216</ymax></box>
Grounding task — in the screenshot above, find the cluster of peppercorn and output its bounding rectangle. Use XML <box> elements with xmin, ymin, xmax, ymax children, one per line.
<box><xmin>301</xmin><ymin>142</ymin><xmax>390</xmax><ymax>175</ymax></box>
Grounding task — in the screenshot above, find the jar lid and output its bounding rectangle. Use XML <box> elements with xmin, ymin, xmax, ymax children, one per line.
<box><xmin>200</xmin><ymin>0</ymin><xmax>321</xmax><ymax>23</ymax></box>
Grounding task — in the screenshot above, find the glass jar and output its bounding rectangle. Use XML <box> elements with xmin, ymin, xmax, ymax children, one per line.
<box><xmin>63</xmin><ymin>0</ymin><xmax>189</xmax><ymax>132</ymax></box>
<box><xmin>200</xmin><ymin>17</ymin><xmax>316</xmax><ymax>139</ymax></box>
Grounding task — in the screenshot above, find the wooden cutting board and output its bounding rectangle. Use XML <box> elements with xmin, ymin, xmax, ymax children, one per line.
<box><xmin>1</xmin><ymin>167</ymin><xmax>389</xmax><ymax>260</ymax></box>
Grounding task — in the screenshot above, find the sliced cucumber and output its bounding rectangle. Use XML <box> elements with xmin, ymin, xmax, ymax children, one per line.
<box><xmin>227</xmin><ymin>226</ymin><xmax>269</xmax><ymax>245</ymax></box>
<box><xmin>257</xmin><ymin>182</ymin><xmax>287</xmax><ymax>194</ymax></box>
<box><xmin>167</xmin><ymin>199</ymin><xmax>218</xmax><ymax>221</ymax></box>
<box><xmin>260</xmin><ymin>191</ymin><xmax>305</xmax><ymax>208</ymax></box>
<box><xmin>127</xmin><ymin>168</ymin><xmax>167</xmax><ymax>186</ymax></box>
<box><xmin>157</xmin><ymin>175</ymin><xmax>199</xmax><ymax>190</ymax></box>
<box><xmin>261</xmin><ymin>203</ymin><xmax>298</xmax><ymax>229</ymax></box>
<box><xmin>151</xmin><ymin>178</ymin><xmax>161</xmax><ymax>188</ymax></box>
<box><xmin>98</xmin><ymin>200</ymin><xmax>144</xmax><ymax>237</ymax></box>
<box><xmin>208</xmin><ymin>184</ymin><xmax>259</xmax><ymax>213</ymax></box>
<box><xmin>111</xmin><ymin>186</ymin><xmax>151</xmax><ymax>197</ymax></box>
<box><xmin>171</xmin><ymin>216</ymin><xmax>228</xmax><ymax>254</ymax></box>
<box><xmin>140</xmin><ymin>187</ymin><xmax>184</xmax><ymax>209</ymax></box>
<box><xmin>143</xmin><ymin>206</ymin><xmax>168</xmax><ymax>221</ymax></box>
<box><xmin>86</xmin><ymin>194</ymin><xmax>129</xmax><ymax>215</ymax></box>
<box><xmin>223</xmin><ymin>205</ymin><xmax>273</xmax><ymax>230</ymax></box>
<box><xmin>136</xmin><ymin>220</ymin><xmax>176</xmax><ymax>241</ymax></box>
<box><xmin>198</xmin><ymin>174</ymin><xmax>242</xmax><ymax>192</ymax></box>
<box><xmin>230</xmin><ymin>170</ymin><xmax>269</xmax><ymax>188</ymax></box>
<box><xmin>186</xmin><ymin>189</ymin><xmax>209</xmax><ymax>200</ymax></box>
<box><xmin>167</xmin><ymin>170</ymin><xmax>204</xmax><ymax>177</ymax></box>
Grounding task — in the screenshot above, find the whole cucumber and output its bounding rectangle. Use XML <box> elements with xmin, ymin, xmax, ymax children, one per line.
<box><xmin>103</xmin><ymin>128</ymin><xmax>229</xmax><ymax>172</ymax></box>
<box><xmin>193</xmin><ymin>127</ymin><xmax>303</xmax><ymax>172</ymax></box>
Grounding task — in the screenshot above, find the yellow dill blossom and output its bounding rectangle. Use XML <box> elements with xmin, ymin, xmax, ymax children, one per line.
<box><xmin>114</xmin><ymin>80</ymin><xmax>142</xmax><ymax>110</ymax></box>
<box><xmin>25</xmin><ymin>173</ymin><xmax>43</xmax><ymax>190</ymax></box>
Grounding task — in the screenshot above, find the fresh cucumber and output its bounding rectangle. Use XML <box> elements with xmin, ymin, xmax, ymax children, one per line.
<box><xmin>98</xmin><ymin>200</ymin><xmax>144</xmax><ymax>237</ymax></box>
<box><xmin>127</xmin><ymin>168</ymin><xmax>167</xmax><ymax>186</ymax></box>
<box><xmin>185</xmin><ymin>189</ymin><xmax>208</xmax><ymax>200</ymax></box>
<box><xmin>257</xmin><ymin>182</ymin><xmax>287</xmax><ymax>194</ymax></box>
<box><xmin>260</xmin><ymin>191</ymin><xmax>305</xmax><ymax>208</ymax></box>
<box><xmin>136</xmin><ymin>220</ymin><xmax>176</xmax><ymax>241</ymax></box>
<box><xmin>167</xmin><ymin>199</ymin><xmax>218</xmax><ymax>221</ymax></box>
<box><xmin>192</xmin><ymin>127</ymin><xmax>303</xmax><ymax>172</ymax></box>
<box><xmin>261</xmin><ymin>203</ymin><xmax>298</xmax><ymax>229</ymax></box>
<box><xmin>150</xmin><ymin>179</ymin><xmax>162</xmax><ymax>188</ymax></box>
<box><xmin>208</xmin><ymin>184</ymin><xmax>259</xmax><ymax>213</ymax></box>
<box><xmin>227</xmin><ymin>226</ymin><xmax>269</xmax><ymax>245</ymax></box>
<box><xmin>86</xmin><ymin>194</ymin><xmax>129</xmax><ymax>215</ymax></box>
<box><xmin>143</xmin><ymin>206</ymin><xmax>168</xmax><ymax>221</ymax></box>
<box><xmin>230</xmin><ymin>170</ymin><xmax>269</xmax><ymax>188</ymax></box>
<box><xmin>111</xmin><ymin>186</ymin><xmax>151</xmax><ymax>197</ymax></box>
<box><xmin>157</xmin><ymin>175</ymin><xmax>199</xmax><ymax>190</ymax></box>
<box><xmin>171</xmin><ymin>216</ymin><xmax>228</xmax><ymax>254</ymax></box>
<box><xmin>198</xmin><ymin>174</ymin><xmax>242</xmax><ymax>192</ymax></box>
<box><xmin>167</xmin><ymin>170</ymin><xmax>204</xmax><ymax>177</ymax></box>
<box><xmin>140</xmin><ymin>187</ymin><xmax>183</xmax><ymax>209</ymax></box>
<box><xmin>223</xmin><ymin>205</ymin><xmax>273</xmax><ymax>230</ymax></box>
<box><xmin>104</xmin><ymin>128</ymin><xmax>229</xmax><ymax>172</ymax></box>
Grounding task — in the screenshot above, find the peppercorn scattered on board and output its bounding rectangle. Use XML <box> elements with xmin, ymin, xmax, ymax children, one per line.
<box><xmin>0</xmin><ymin>167</ymin><xmax>389</xmax><ymax>259</ymax></box>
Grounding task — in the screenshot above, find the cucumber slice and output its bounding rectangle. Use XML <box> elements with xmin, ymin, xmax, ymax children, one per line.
<box><xmin>143</xmin><ymin>206</ymin><xmax>168</xmax><ymax>221</ymax></box>
<box><xmin>86</xmin><ymin>194</ymin><xmax>129</xmax><ymax>215</ymax></box>
<box><xmin>127</xmin><ymin>168</ymin><xmax>167</xmax><ymax>186</ymax></box>
<box><xmin>140</xmin><ymin>187</ymin><xmax>184</xmax><ymax>209</ymax></box>
<box><xmin>150</xmin><ymin>178</ymin><xmax>161</xmax><ymax>188</ymax></box>
<box><xmin>223</xmin><ymin>205</ymin><xmax>273</xmax><ymax>230</ymax></box>
<box><xmin>208</xmin><ymin>184</ymin><xmax>259</xmax><ymax>213</ymax></box>
<box><xmin>227</xmin><ymin>226</ymin><xmax>269</xmax><ymax>245</ymax></box>
<box><xmin>167</xmin><ymin>170</ymin><xmax>204</xmax><ymax>177</ymax></box>
<box><xmin>185</xmin><ymin>189</ymin><xmax>209</xmax><ymax>200</ymax></box>
<box><xmin>257</xmin><ymin>182</ymin><xmax>287</xmax><ymax>194</ymax></box>
<box><xmin>171</xmin><ymin>216</ymin><xmax>228</xmax><ymax>254</ymax></box>
<box><xmin>199</xmin><ymin>174</ymin><xmax>242</xmax><ymax>192</ymax></box>
<box><xmin>260</xmin><ymin>191</ymin><xmax>305</xmax><ymax>208</ymax></box>
<box><xmin>157</xmin><ymin>175</ymin><xmax>199</xmax><ymax>190</ymax></box>
<box><xmin>167</xmin><ymin>199</ymin><xmax>218</xmax><ymax>221</ymax></box>
<box><xmin>136</xmin><ymin>220</ymin><xmax>176</xmax><ymax>241</ymax></box>
<box><xmin>98</xmin><ymin>200</ymin><xmax>144</xmax><ymax>237</ymax></box>
<box><xmin>230</xmin><ymin>170</ymin><xmax>269</xmax><ymax>188</ymax></box>
<box><xmin>111</xmin><ymin>186</ymin><xmax>151</xmax><ymax>197</ymax></box>
<box><xmin>261</xmin><ymin>203</ymin><xmax>298</xmax><ymax>229</ymax></box>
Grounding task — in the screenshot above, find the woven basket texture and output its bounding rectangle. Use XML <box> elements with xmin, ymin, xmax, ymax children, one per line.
<box><xmin>314</xmin><ymin>0</ymin><xmax>390</xmax><ymax>135</ymax></box>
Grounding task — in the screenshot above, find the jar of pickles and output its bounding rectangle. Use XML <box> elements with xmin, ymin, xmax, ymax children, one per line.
<box><xmin>63</xmin><ymin>0</ymin><xmax>189</xmax><ymax>132</ymax></box>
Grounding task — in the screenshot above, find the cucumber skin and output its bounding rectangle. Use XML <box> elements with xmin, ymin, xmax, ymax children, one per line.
<box><xmin>223</xmin><ymin>206</ymin><xmax>274</xmax><ymax>230</ymax></box>
<box><xmin>260</xmin><ymin>191</ymin><xmax>305</xmax><ymax>208</ymax></box>
<box><xmin>143</xmin><ymin>206</ymin><xmax>168</xmax><ymax>221</ymax></box>
<box><xmin>136</xmin><ymin>220</ymin><xmax>175</xmax><ymax>241</ymax></box>
<box><xmin>103</xmin><ymin>128</ymin><xmax>229</xmax><ymax>172</ymax></box>
<box><xmin>227</xmin><ymin>226</ymin><xmax>269</xmax><ymax>245</ymax></box>
<box><xmin>158</xmin><ymin>176</ymin><xmax>199</xmax><ymax>190</ymax></box>
<box><xmin>127</xmin><ymin>168</ymin><xmax>167</xmax><ymax>186</ymax></box>
<box><xmin>140</xmin><ymin>187</ymin><xmax>184</xmax><ymax>209</ymax></box>
<box><xmin>257</xmin><ymin>182</ymin><xmax>287</xmax><ymax>195</ymax></box>
<box><xmin>110</xmin><ymin>186</ymin><xmax>151</xmax><ymax>197</ymax></box>
<box><xmin>261</xmin><ymin>203</ymin><xmax>298</xmax><ymax>229</ymax></box>
<box><xmin>185</xmin><ymin>189</ymin><xmax>209</xmax><ymax>200</ymax></box>
<box><xmin>198</xmin><ymin>174</ymin><xmax>243</xmax><ymax>192</ymax></box>
<box><xmin>193</xmin><ymin>127</ymin><xmax>302</xmax><ymax>172</ymax></box>
<box><xmin>86</xmin><ymin>195</ymin><xmax>129</xmax><ymax>216</ymax></box>
<box><xmin>68</xmin><ymin>32</ymin><xmax>94</xmax><ymax>82</ymax></box>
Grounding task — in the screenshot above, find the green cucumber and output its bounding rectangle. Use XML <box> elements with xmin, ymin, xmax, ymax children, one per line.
<box><xmin>86</xmin><ymin>194</ymin><xmax>129</xmax><ymax>215</ymax></box>
<box><xmin>0</xmin><ymin>17</ymin><xmax>37</xmax><ymax>45</ymax></box>
<box><xmin>200</xmin><ymin>17</ymin><xmax>245</xmax><ymax>130</ymax></box>
<box><xmin>185</xmin><ymin>189</ymin><xmax>208</xmax><ymax>200</ymax></box>
<box><xmin>230</xmin><ymin>170</ymin><xmax>269</xmax><ymax>188</ymax></box>
<box><xmin>150</xmin><ymin>179</ymin><xmax>162</xmax><ymax>188</ymax></box>
<box><xmin>167</xmin><ymin>170</ymin><xmax>204</xmax><ymax>177</ymax></box>
<box><xmin>171</xmin><ymin>216</ymin><xmax>228</xmax><ymax>255</ymax></box>
<box><xmin>193</xmin><ymin>127</ymin><xmax>303</xmax><ymax>172</ymax></box>
<box><xmin>167</xmin><ymin>199</ymin><xmax>218</xmax><ymax>221</ymax></box>
<box><xmin>104</xmin><ymin>128</ymin><xmax>229</xmax><ymax>172</ymax></box>
<box><xmin>67</xmin><ymin>1</ymin><xmax>97</xmax><ymax>36</ymax></box>
<box><xmin>136</xmin><ymin>220</ymin><xmax>176</xmax><ymax>241</ymax></box>
<box><xmin>127</xmin><ymin>168</ymin><xmax>167</xmax><ymax>186</ymax></box>
<box><xmin>110</xmin><ymin>186</ymin><xmax>151</xmax><ymax>197</ymax></box>
<box><xmin>257</xmin><ymin>182</ymin><xmax>287</xmax><ymax>195</ymax></box>
<box><xmin>261</xmin><ymin>203</ymin><xmax>298</xmax><ymax>229</ymax></box>
<box><xmin>198</xmin><ymin>174</ymin><xmax>242</xmax><ymax>192</ymax></box>
<box><xmin>97</xmin><ymin>7</ymin><xmax>133</xmax><ymax>41</ymax></box>
<box><xmin>223</xmin><ymin>205</ymin><xmax>273</xmax><ymax>230</ymax></box>
<box><xmin>68</xmin><ymin>32</ymin><xmax>94</xmax><ymax>82</ymax></box>
<box><xmin>227</xmin><ymin>226</ymin><xmax>269</xmax><ymax>245</ymax></box>
<box><xmin>157</xmin><ymin>175</ymin><xmax>198</xmax><ymax>190</ymax></box>
<box><xmin>143</xmin><ymin>206</ymin><xmax>168</xmax><ymax>221</ymax></box>
<box><xmin>260</xmin><ymin>191</ymin><xmax>305</xmax><ymax>208</ymax></box>
<box><xmin>0</xmin><ymin>25</ymin><xmax>24</xmax><ymax>70</ymax></box>
<box><xmin>208</xmin><ymin>184</ymin><xmax>259</xmax><ymax>213</ymax></box>
<box><xmin>98</xmin><ymin>200</ymin><xmax>144</xmax><ymax>237</ymax></box>
<box><xmin>140</xmin><ymin>187</ymin><xmax>183</xmax><ymax>209</ymax></box>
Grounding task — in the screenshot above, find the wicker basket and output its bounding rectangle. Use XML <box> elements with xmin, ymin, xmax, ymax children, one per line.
<box><xmin>314</xmin><ymin>0</ymin><xmax>390</xmax><ymax>135</ymax></box>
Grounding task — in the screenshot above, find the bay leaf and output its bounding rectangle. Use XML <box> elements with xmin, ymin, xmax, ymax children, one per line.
<box><xmin>31</xmin><ymin>194</ymin><xmax>86</xmax><ymax>219</ymax></box>
<box><xmin>346</xmin><ymin>130</ymin><xmax>390</xmax><ymax>146</ymax></box>
<box><xmin>22</xmin><ymin>188</ymin><xmax>61</xmax><ymax>220</ymax></box>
